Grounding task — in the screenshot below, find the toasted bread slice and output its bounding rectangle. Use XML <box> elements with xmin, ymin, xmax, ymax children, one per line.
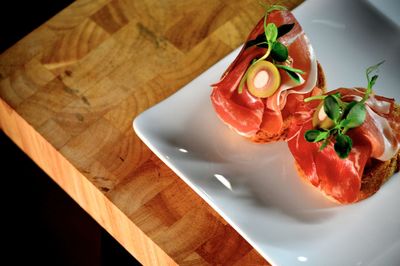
<box><xmin>358</xmin><ymin>103</ymin><xmax>400</xmax><ymax>201</ymax></box>
<box><xmin>250</xmin><ymin>62</ymin><xmax>326</xmax><ymax>143</ymax></box>
<box><xmin>359</xmin><ymin>150</ymin><xmax>399</xmax><ymax>201</ymax></box>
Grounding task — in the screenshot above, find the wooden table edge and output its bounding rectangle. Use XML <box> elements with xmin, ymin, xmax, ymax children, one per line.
<box><xmin>0</xmin><ymin>98</ymin><xmax>178</xmax><ymax>265</ymax></box>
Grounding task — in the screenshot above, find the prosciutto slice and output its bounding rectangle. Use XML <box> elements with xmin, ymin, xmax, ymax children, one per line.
<box><xmin>288</xmin><ymin>88</ymin><xmax>400</xmax><ymax>203</ymax></box>
<box><xmin>211</xmin><ymin>10</ymin><xmax>317</xmax><ymax>137</ymax></box>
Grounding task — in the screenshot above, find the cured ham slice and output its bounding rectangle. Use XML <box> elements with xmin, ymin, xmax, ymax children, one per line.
<box><xmin>211</xmin><ymin>47</ymin><xmax>265</xmax><ymax>136</ymax></box>
<box><xmin>211</xmin><ymin>10</ymin><xmax>318</xmax><ymax>138</ymax></box>
<box><xmin>289</xmin><ymin>119</ymin><xmax>371</xmax><ymax>203</ymax></box>
<box><xmin>288</xmin><ymin>88</ymin><xmax>400</xmax><ymax>203</ymax></box>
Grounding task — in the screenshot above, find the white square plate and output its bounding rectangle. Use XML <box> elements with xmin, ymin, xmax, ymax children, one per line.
<box><xmin>134</xmin><ymin>0</ymin><xmax>400</xmax><ymax>265</ymax></box>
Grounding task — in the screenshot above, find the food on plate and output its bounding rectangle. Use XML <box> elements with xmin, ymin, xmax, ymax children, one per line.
<box><xmin>288</xmin><ymin>62</ymin><xmax>400</xmax><ymax>204</ymax></box>
<box><xmin>210</xmin><ymin>5</ymin><xmax>326</xmax><ymax>142</ymax></box>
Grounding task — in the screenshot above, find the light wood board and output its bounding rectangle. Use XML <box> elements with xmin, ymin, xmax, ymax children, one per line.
<box><xmin>0</xmin><ymin>0</ymin><xmax>303</xmax><ymax>264</ymax></box>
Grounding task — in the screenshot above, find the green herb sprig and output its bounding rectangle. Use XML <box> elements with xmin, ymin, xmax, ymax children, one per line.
<box><xmin>238</xmin><ymin>4</ymin><xmax>304</xmax><ymax>94</ymax></box>
<box><xmin>255</xmin><ymin>5</ymin><xmax>290</xmax><ymax>64</ymax></box>
<box><xmin>248</xmin><ymin>4</ymin><xmax>303</xmax><ymax>80</ymax></box>
<box><xmin>304</xmin><ymin>61</ymin><xmax>385</xmax><ymax>158</ymax></box>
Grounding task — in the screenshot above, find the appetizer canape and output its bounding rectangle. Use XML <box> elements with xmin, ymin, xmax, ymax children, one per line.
<box><xmin>288</xmin><ymin>62</ymin><xmax>399</xmax><ymax>204</ymax></box>
<box><xmin>211</xmin><ymin>5</ymin><xmax>325</xmax><ymax>142</ymax></box>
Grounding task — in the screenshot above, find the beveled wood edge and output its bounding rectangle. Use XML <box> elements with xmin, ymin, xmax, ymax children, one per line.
<box><xmin>0</xmin><ymin>98</ymin><xmax>177</xmax><ymax>266</ymax></box>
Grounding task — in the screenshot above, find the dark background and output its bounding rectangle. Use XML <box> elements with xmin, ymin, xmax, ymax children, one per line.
<box><xmin>1</xmin><ymin>1</ymin><xmax>141</xmax><ymax>265</ymax></box>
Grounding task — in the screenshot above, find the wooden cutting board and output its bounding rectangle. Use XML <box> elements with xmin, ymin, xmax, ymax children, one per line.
<box><xmin>0</xmin><ymin>0</ymin><xmax>303</xmax><ymax>264</ymax></box>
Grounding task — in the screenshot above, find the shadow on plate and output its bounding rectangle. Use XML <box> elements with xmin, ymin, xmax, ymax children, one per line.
<box><xmin>158</xmin><ymin>102</ymin><xmax>340</xmax><ymax>225</ymax></box>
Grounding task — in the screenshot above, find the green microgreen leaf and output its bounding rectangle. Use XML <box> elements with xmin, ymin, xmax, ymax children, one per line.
<box><xmin>277</xmin><ymin>23</ymin><xmax>295</xmax><ymax>38</ymax></box>
<box><xmin>271</xmin><ymin>42</ymin><xmax>288</xmax><ymax>61</ymax></box>
<box><xmin>334</xmin><ymin>134</ymin><xmax>352</xmax><ymax>158</ymax></box>
<box><xmin>341</xmin><ymin>101</ymin><xmax>357</xmax><ymax>120</ymax></box>
<box><xmin>323</xmin><ymin>95</ymin><xmax>341</xmax><ymax>122</ymax></box>
<box><xmin>330</xmin><ymin>92</ymin><xmax>342</xmax><ymax>102</ymax></box>
<box><xmin>341</xmin><ymin>102</ymin><xmax>366</xmax><ymax>129</ymax></box>
<box><xmin>315</xmin><ymin>131</ymin><xmax>329</xmax><ymax>142</ymax></box>
<box><xmin>366</xmin><ymin>60</ymin><xmax>385</xmax><ymax>86</ymax></box>
<box><xmin>330</xmin><ymin>93</ymin><xmax>347</xmax><ymax>109</ymax></box>
<box><xmin>369</xmin><ymin>75</ymin><xmax>378</xmax><ymax>89</ymax></box>
<box><xmin>305</xmin><ymin>130</ymin><xmax>324</xmax><ymax>142</ymax></box>
<box><xmin>266</xmin><ymin>23</ymin><xmax>278</xmax><ymax>44</ymax></box>
<box><xmin>285</xmin><ymin>69</ymin><xmax>301</xmax><ymax>83</ymax></box>
<box><xmin>363</xmin><ymin>60</ymin><xmax>384</xmax><ymax>102</ymax></box>
<box><xmin>275</xmin><ymin>64</ymin><xmax>305</xmax><ymax>74</ymax></box>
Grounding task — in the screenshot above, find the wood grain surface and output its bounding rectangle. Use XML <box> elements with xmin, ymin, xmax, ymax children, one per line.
<box><xmin>0</xmin><ymin>0</ymin><xmax>303</xmax><ymax>265</ymax></box>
